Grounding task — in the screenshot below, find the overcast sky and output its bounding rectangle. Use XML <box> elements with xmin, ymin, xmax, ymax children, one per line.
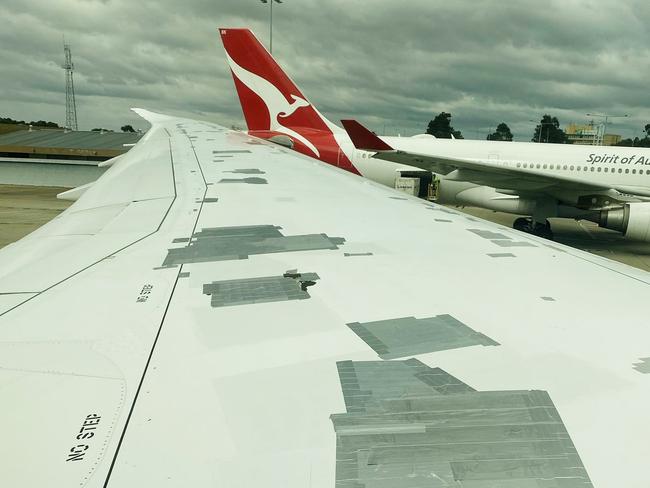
<box><xmin>1</xmin><ymin>0</ymin><xmax>649</xmax><ymax>141</ymax></box>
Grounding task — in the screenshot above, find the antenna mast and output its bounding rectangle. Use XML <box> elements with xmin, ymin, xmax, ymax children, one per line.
<box><xmin>62</xmin><ymin>41</ymin><xmax>78</xmax><ymax>131</ymax></box>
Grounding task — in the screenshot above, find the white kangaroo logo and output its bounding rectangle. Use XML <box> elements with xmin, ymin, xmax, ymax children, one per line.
<box><xmin>225</xmin><ymin>52</ymin><xmax>320</xmax><ymax>157</ymax></box>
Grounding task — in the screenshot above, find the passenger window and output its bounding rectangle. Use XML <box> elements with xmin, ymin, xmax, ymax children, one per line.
<box><xmin>604</xmin><ymin>167</ymin><xmax>608</xmax><ymax>172</ymax></box>
<box><xmin>597</xmin><ymin>167</ymin><xmax>601</xmax><ymax>172</ymax></box>
<box><xmin>625</xmin><ymin>169</ymin><xmax>629</xmax><ymax>174</ymax></box>
<box><xmin>590</xmin><ymin>167</ymin><xmax>594</xmax><ymax>172</ymax></box>
<box><xmin>633</xmin><ymin>169</ymin><xmax>637</xmax><ymax>174</ymax></box>
<box><xmin>543</xmin><ymin>164</ymin><xmax>547</xmax><ymax>169</ymax></box>
<box><xmin>570</xmin><ymin>165</ymin><xmax>575</xmax><ymax>170</ymax></box>
<box><xmin>516</xmin><ymin>162</ymin><xmax>521</xmax><ymax>168</ymax></box>
<box><xmin>618</xmin><ymin>168</ymin><xmax>622</xmax><ymax>173</ymax></box>
<box><xmin>563</xmin><ymin>165</ymin><xmax>568</xmax><ymax>170</ymax></box>
<box><xmin>536</xmin><ymin>164</ymin><xmax>541</xmax><ymax>169</ymax></box>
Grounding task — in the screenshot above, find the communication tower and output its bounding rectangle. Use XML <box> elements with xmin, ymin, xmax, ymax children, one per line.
<box><xmin>62</xmin><ymin>42</ymin><xmax>78</xmax><ymax>131</ymax></box>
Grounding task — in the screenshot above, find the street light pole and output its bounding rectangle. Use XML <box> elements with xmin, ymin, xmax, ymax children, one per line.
<box><xmin>586</xmin><ymin>113</ymin><xmax>628</xmax><ymax>146</ymax></box>
<box><xmin>530</xmin><ymin>119</ymin><xmax>554</xmax><ymax>143</ymax></box>
<box><xmin>261</xmin><ymin>0</ymin><xmax>283</xmax><ymax>54</ymax></box>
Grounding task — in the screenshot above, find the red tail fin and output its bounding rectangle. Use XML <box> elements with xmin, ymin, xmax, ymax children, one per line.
<box><xmin>219</xmin><ymin>28</ymin><xmax>359</xmax><ymax>174</ymax></box>
<box><xmin>220</xmin><ymin>28</ymin><xmax>334</xmax><ymax>132</ymax></box>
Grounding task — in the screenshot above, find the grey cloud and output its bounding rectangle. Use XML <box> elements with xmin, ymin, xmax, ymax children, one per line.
<box><xmin>1</xmin><ymin>0</ymin><xmax>649</xmax><ymax>140</ymax></box>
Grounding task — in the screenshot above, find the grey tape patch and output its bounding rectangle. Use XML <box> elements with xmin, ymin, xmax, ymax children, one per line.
<box><xmin>468</xmin><ymin>228</ymin><xmax>511</xmax><ymax>240</ymax></box>
<box><xmin>172</xmin><ymin>238</ymin><xmax>190</xmax><ymax>243</ymax></box>
<box><xmin>218</xmin><ymin>177</ymin><xmax>268</xmax><ymax>185</ymax></box>
<box><xmin>633</xmin><ymin>357</ymin><xmax>650</xmax><ymax>373</ymax></box>
<box><xmin>161</xmin><ymin>225</ymin><xmax>345</xmax><ymax>267</ymax></box>
<box><xmin>203</xmin><ymin>272</ymin><xmax>319</xmax><ymax>307</ymax></box>
<box><xmin>347</xmin><ymin>315</ymin><xmax>499</xmax><ymax>360</ymax></box>
<box><xmin>344</xmin><ymin>252</ymin><xmax>373</xmax><ymax>257</ymax></box>
<box><xmin>213</xmin><ymin>159</ymin><xmax>224</xmax><ymax>162</ymax></box>
<box><xmin>331</xmin><ymin>359</ymin><xmax>594</xmax><ymax>488</ymax></box>
<box><xmin>541</xmin><ymin>296</ymin><xmax>556</xmax><ymax>301</ymax></box>
<box><xmin>545</xmin><ymin>244</ymin><xmax>568</xmax><ymax>253</ymax></box>
<box><xmin>492</xmin><ymin>240</ymin><xmax>537</xmax><ymax>248</ymax></box>
<box><xmin>487</xmin><ymin>252</ymin><xmax>516</xmax><ymax>258</ymax></box>
<box><xmin>426</xmin><ymin>206</ymin><xmax>457</xmax><ymax>215</ymax></box>
<box><xmin>203</xmin><ymin>198</ymin><xmax>219</xmax><ymax>203</ymax></box>
<box><xmin>225</xmin><ymin>168</ymin><xmax>266</xmax><ymax>174</ymax></box>
<box><xmin>179</xmin><ymin>272</ymin><xmax>190</xmax><ymax>278</ymax></box>
<box><xmin>389</xmin><ymin>196</ymin><xmax>408</xmax><ymax>200</ymax></box>
<box><xmin>212</xmin><ymin>150</ymin><xmax>252</xmax><ymax>154</ymax></box>
<box><xmin>435</xmin><ymin>219</ymin><xmax>452</xmax><ymax>223</ymax></box>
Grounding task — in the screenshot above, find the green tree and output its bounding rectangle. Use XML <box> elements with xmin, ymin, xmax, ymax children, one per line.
<box><xmin>121</xmin><ymin>124</ymin><xmax>135</xmax><ymax>133</ymax></box>
<box><xmin>618</xmin><ymin>125</ymin><xmax>650</xmax><ymax>147</ymax></box>
<box><xmin>487</xmin><ymin>122</ymin><xmax>513</xmax><ymax>141</ymax></box>
<box><xmin>532</xmin><ymin>115</ymin><xmax>569</xmax><ymax>144</ymax></box>
<box><xmin>29</xmin><ymin>120</ymin><xmax>59</xmax><ymax>128</ymax></box>
<box><xmin>426</xmin><ymin>112</ymin><xmax>463</xmax><ymax>139</ymax></box>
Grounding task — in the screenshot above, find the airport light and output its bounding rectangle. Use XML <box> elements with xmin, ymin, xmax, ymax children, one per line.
<box><xmin>260</xmin><ymin>0</ymin><xmax>283</xmax><ymax>54</ymax></box>
<box><xmin>586</xmin><ymin>113</ymin><xmax>628</xmax><ymax>146</ymax></box>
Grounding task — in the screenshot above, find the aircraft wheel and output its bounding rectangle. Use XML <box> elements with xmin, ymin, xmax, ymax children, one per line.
<box><xmin>513</xmin><ymin>217</ymin><xmax>531</xmax><ymax>232</ymax></box>
<box><xmin>533</xmin><ymin>221</ymin><xmax>554</xmax><ymax>240</ymax></box>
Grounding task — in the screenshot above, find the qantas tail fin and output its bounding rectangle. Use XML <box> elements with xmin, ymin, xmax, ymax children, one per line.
<box><xmin>219</xmin><ymin>28</ymin><xmax>340</xmax><ymax>135</ymax></box>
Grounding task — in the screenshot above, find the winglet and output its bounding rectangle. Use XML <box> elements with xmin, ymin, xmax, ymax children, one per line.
<box><xmin>341</xmin><ymin>120</ymin><xmax>394</xmax><ymax>151</ymax></box>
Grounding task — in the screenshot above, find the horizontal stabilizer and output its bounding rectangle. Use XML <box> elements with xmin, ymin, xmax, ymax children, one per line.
<box><xmin>341</xmin><ymin>119</ymin><xmax>394</xmax><ymax>151</ymax></box>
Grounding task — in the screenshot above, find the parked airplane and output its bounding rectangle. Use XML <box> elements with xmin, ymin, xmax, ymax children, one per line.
<box><xmin>219</xmin><ymin>28</ymin><xmax>433</xmax><ymax>194</ymax></box>
<box><xmin>220</xmin><ymin>28</ymin><xmax>650</xmax><ymax>241</ymax></box>
<box><xmin>343</xmin><ymin>119</ymin><xmax>650</xmax><ymax>241</ymax></box>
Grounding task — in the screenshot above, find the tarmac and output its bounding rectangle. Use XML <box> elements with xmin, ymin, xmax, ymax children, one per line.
<box><xmin>0</xmin><ymin>185</ymin><xmax>71</xmax><ymax>248</ymax></box>
<box><xmin>2</xmin><ymin>184</ymin><xmax>650</xmax><ymax>273</ymax></box>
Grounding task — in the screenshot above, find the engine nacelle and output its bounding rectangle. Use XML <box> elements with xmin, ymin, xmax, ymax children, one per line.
<box><xmin>437</xmin><ymin>181</ymin><xmax>537</xmax><ymax>215</ymax></box>
<box><xmin>599</xmin><ymin>202</ymin><xmax>650</xmax><ymax>242</ymax></box>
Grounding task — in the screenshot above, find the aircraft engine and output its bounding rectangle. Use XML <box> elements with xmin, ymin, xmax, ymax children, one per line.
<box><xmin>598</xmin><ymin>202</ymin><xmax>650</xmax><ymax>241</ymax></box>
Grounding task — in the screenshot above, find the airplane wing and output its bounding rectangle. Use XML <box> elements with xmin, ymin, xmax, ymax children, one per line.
<box><xmin>3</xmin><ymin>109</ymin><xmax>650</xmax><ymax>488</ymax></box>
<box><xmin>341</xmin><ymin>119</ymin><xmax>622</xmax><ymax>195</ymax></box>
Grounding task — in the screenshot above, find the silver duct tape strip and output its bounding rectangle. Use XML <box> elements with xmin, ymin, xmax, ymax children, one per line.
<box><xmin>162</xmin><ymin>225</ymin><xmax>345</xmax><ymax>267</ymax></box>
<box><xmin>491</xmin><ymin>240</ymin><xmax>537</xmax><ymax>248</ymax></box>
<box><xmin>202</xmin><ymin>273</ymin><xmax>319</xmax><ymax>307</ymax></box>
<box><xmin>468</xmin><ymin>228</ymin><xmax>512</xmax><ymax>240</ymax></box>
<box><xmin>331</xmin><ymin>359</ymin><xmax>593</xmax><ymax>488</ymax></box>
<box><xmin>224</xmin><ymin>168</ymin><xmax>266</xmax><ymax>174</ymax></box>
<box><xmin>347</xmin><ymin>315</ymin><xmax>499</xmax><ymax>360</ymax></box>
<box><xmin>487</xmin><ymin>253</ymin><xmax>516</xmax><ymax>258</ymax></box>
<box><xmin>633</xmin><ymin>357</ymin><xmax>650</xmax><ymax>373</ymax></box>
<box><xmin>217</xmin><ymin>177</ymin><xmax>268</xmax><ymax>184</ymax></box>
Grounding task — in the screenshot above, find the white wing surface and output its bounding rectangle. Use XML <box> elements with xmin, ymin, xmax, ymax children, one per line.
<box><xmin>2</xmin><ymin>110</ymin><xmax>650</xmax><ymax>488</ymax></box>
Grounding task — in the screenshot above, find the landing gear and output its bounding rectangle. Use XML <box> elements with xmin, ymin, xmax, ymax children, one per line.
<box><xmin>512</xmin><ymin>217</ymin><xmax>554</xmax><ymax>240</ymax></box>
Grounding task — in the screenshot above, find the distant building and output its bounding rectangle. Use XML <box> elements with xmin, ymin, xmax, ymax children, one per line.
<box><xmin>565</xmin><ymin>122</ymin><xmax>621</xmax><ymax>146</ymax></box>
<box><xmin>0</xmin><ymin>128</ymin><xmax>141</xmax><ymax>187</ymax></box>
<box><xmin>603</xmin><ymin>133</ymin><xmax>622</xmax><ymax>146</ymax></box>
